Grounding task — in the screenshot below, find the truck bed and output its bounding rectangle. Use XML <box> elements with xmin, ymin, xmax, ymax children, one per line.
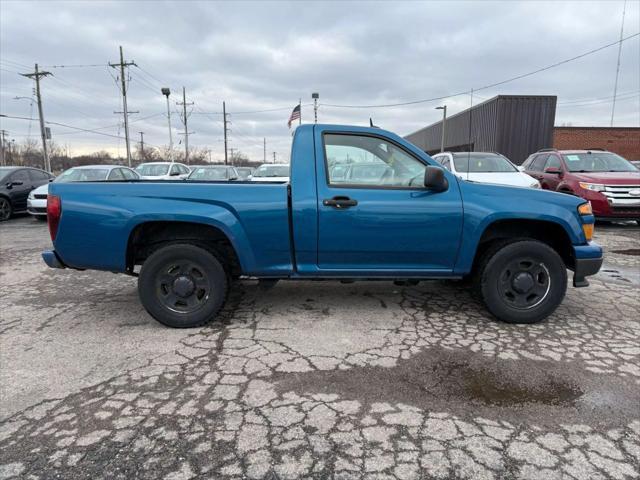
<box><xmin>49</xmin><ymin>181</ymin><xmax>293</xmax><ymax>275</ymax></box>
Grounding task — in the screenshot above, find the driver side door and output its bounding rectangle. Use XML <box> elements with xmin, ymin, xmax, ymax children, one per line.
<box><xmin>316</xmin><ymin>131</ymin><xmax>463</xmax><ymax>273</ymax></box>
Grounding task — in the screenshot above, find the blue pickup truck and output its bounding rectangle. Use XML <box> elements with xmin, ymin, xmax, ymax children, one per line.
<box><xmin>43</xmin><ymin>124</ymin><xmax>603</xmax><ymax>328</ymax></box>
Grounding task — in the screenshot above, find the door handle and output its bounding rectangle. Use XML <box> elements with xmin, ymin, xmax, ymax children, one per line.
<box><xmin>323</xmin><ymin>196</ymin><xmax>358</xmax><ymax>209</ymax></box>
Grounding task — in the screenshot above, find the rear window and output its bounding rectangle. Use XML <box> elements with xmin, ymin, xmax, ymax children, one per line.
<box><xmin>136</xmin><ymin>164</ymin><xmax>169</xmax><ymax>176</ymax></box>
<box><xmin>55</xmin><ymin>168</ymin><xmax>110</xmax><ymax>182</ymax></box>
<box><xmin>452</xmin><ymin>153</ymin><xmax>517</xmax><ymax>173</ymax></box>
<box><xmin>252</xmin><ymin>165</ymin><xmax>289</xmax><ymax>177</ymax></box>
<box><xmin>188</xmin><ymin>167</ymin><xmax>229</xmax><ymax>180</ymax></box>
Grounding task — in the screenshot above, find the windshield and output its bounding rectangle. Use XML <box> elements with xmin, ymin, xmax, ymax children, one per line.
<box><xmin>135</xmin><ymin>164</ymin><xmax>169</xmax><ymax>176</ymax></box>
<box><xmin>562</xmin><ymin>152</ymin><xmax>637</xmax><ymax>172</ymax></box>
<box><xmin>252</xmin><ymin>165</ymin><xmax>289</xmax><ymax>177</ymax></box>
<box><xmin>55</xmin><ymin>168</ymin><xmax>110</xmax><ymax>182</ymax></box>
<box><xmin>453</xmin><ymin>153</ymin><xmax>517</xmax><ymax>173</ymax></box>
<box><xmin>188</xmin><ymin>167</ymin><xmax>229</xmax><ymax>180</ymax></box>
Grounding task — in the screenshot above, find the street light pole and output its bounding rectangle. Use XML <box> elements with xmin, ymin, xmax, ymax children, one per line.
<box><xmin>161</xmin><ymin>88</ymin><xmax>173</xmax><ymax>162</ymax></box>
<box><xmin>312</xmin><ymin>92</ymin><xmax>319</xmax><ymax>123</ymax></box>
<box><xmin>436</xmin><ymin>105</ymin><xmax>447</xmax><ymax>153</ymax></box>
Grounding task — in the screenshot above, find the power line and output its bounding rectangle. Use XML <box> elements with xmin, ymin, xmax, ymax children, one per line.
<box><xmin>611</xmin><ymin>0</ymin><xmax>627</xmax><ymax>126</ymax></box>
<box><xmin>322</xmin><ymin>32</ymin><xmax>640</xmax><ymax>109</ymax></box>
<box><xmin>41</xmin><ymin>63</ymin><xmax>110</xmax><ymax>68</ymax></box>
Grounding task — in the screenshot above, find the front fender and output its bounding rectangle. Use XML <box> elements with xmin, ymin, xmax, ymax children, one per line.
<box><xmin>454</xmin><ymin>182</ymin><xmax>586</xmax><ymax>274</ymax></box>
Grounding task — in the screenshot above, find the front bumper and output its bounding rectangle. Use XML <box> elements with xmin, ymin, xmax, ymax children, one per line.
<box><xmin>572</xmin><ymin>243</ymin><xmax>603</xmax><ymax>287</ymax></box>
<box><xmin>27</xmin><ymin>198</ymin><xmax>47</xmax><ymax>216</ymax></box>
<box><xmin>577</xmin><ymin>189</ymin><xmax>640</xmax><ymax>219</ymax></box>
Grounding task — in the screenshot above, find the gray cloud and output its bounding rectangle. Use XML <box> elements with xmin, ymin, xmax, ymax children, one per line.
<box><xmin>1</xmin><ymin>0</ymin><xmax>638</xmax><ymax>161</ymax></box>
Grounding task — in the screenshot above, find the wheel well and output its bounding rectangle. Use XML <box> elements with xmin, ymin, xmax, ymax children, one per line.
<box><xmin>473</xmin><ymin>219</ymin><xmax>574</xmax><ymax>272</ymax></box>
<box><xmin>127</xmin><ymin>221</ymin><xmax>241</xmax><ymax>277</ymax></box>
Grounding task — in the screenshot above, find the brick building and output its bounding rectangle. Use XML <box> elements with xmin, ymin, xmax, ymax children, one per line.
<box><xmin>553</xmin><ymin>127</ymin><xmax>640</xmax><ymax>160</ymax></box>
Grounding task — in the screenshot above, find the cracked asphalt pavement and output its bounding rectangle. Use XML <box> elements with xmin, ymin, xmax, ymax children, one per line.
<box><xmin>1</xmin><ymin>216</ymin><xmax>639</xmax><ymax>479</ymax></box>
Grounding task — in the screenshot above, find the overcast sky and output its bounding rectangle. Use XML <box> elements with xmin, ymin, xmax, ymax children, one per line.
<box><xmin>1</xmin><ymin>0</ymin><xmax>638</xmax><ymax>162</ymax></box>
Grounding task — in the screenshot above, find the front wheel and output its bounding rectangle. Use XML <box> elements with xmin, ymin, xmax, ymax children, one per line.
<box><xmin>0</xmin><ymin>197</ymin><xmax>12</xmax><ymax>221</ymax></box>
<box><xmin>475</xmin><ymin>240</ymin><xmax>567</xmax><ymax>324</ymax></box>
<box><xmin>138</xmin><ymin>244</ymin><xmax>228</xmax><ymax>328</ymax></box>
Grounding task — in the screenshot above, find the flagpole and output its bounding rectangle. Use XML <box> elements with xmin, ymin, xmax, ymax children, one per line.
<box><xmin>299</xmin><ymin>98</ymin><xmax>302</xmax><ymax>125</ymax></box>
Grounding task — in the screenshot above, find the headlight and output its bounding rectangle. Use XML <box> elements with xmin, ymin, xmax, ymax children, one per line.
<box><xmin>28</xmin><ymin>192</ymin><xmax>34</xmax><ymax>200</ymax></box>
<box><xmin>579</xmin><ymin>182</ymin><xmax>605</xmax><ymax>192</ymax></box>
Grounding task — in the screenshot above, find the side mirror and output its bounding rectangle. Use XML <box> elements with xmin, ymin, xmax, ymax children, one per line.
<box><xmin>229</xmin><ymin>176</ymin><xmax>238</xmax><ymax>181</ymax></box>
<box><xmin>424</xmin><ymin>166</ymin><xmax>449</xmax><ymax>192</ymax></box>
<box><xmin>517</xmin><ymin>166</ymin><xmax>525</xmax><ymax>172</ymax></box>
<box><xmin>544</xmin><ymin>166</ymin><xmax>562</xmax><ymax>175</ymax></box>
<box><xmin>170</xmin><ymin>171</ymin><xmax>180</xmax><ymax>176</ymax></box>
<box><xmin>8</xmin><ymin>180</ymin><xmax>24</xmax><ymax>188</ymax></box>
<box><xmin>49</xmin><ymin>178</ymin><xmax>55</xmax><ymax>182</ymax></box>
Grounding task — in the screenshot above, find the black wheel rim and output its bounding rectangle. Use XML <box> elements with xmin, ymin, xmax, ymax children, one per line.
<box><xmin>498</xmin><ymin>257</ymin><xmax>551</xmax><ymax>310</ymax></box>
<box><xmin>155</xmin><ymin>260</ymin><xmax>211</xmax><ymax>314</ymax></box>
<box><xmin>0</xmin><ymin>199</ymin><xmax>10</xmax><ymax>220</ymax></box>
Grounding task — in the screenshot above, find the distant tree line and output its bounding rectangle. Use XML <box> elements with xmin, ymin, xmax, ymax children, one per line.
<box><xmin>3</xmin><ymin>138</ymin><xmax>264</xmax><ymax>173</ymax></box>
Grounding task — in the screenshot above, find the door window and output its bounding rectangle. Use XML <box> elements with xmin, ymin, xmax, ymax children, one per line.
<box><xmin>28</xmin><ymin>169</ymin><xmax>50</xmax><ymax>182</ymax></box>
<box><xmin>170</xmin><ymin>164</ymin><xmax>180</xmax><ymax>176</ymax></box>
<box><xmin>530</xmin><ymin>154</ymin><xmax>548</xmax><ymax>171</ymax></box>
<box><xmin>324</xmin><ymin>134</ymin><xmax>426</xmax><ymax>188</ymax></box>
<box><xmin>544</xmin><ymin>155</ymin><xmax>562</xmax><ymax>170</ymax></box>
<box><xmin>108</xmin><ymin>169</ymin><xmax>125</xmax><ymax>180</ymax></box>
<box><xmin>10</xmin><ymin>170</ymin><xmax>30</xmax><ymax>184</ymax></box>
<box><xmin>121</xmin><ymin>168</ymin><xmax>138</xmax><ymax>180</ymax></box>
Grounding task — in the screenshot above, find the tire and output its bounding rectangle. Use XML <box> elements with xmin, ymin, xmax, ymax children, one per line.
<box><xmin>138</xmin><ymin>243</ymin><xmax>228</xmax><ymax>328</ymax></box>
<box><xmin>0</xmin><ymin>197</ymin><xmax>12</xmax><ymax>222</ymax></box>
<box><xmin>475</xmin><ymin>240</ymin><xmax>567</xmax><ymax>324</ymax></box>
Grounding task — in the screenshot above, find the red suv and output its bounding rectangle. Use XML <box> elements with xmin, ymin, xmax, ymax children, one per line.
<box><xmin>523</xmin><ymin>149</ymin><xmax>640</xmax><ymax>223</ymax></box>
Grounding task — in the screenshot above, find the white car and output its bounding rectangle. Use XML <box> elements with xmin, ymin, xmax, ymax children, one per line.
<box><xmin>27</xmin><ymin>165</ymin><xmax>139</xmax><ymax>220</ymax></box>
<box><xmin>250</xmin><ymin>164</ymin><xmax>290</xmax><ymax>182</ymax></box>
<box><xmin>135</xmin><ymin>162</ymin><xmax>191</xmax><ymax>180</ymax></box>
<box><xmin>432</xmin><ymin>152</ymin><xmax>540</xmax><ymax>189</ymax></box>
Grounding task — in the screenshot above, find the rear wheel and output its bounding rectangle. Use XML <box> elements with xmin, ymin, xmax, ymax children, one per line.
<box><xmin>138</xmin><ymin>243</ymin><xmax>228</xmax><ymax>328</ymax></box>
<box><xmin>475</xmin><ymin>240</ymin><xmax>567</xmax><ymax>324</ymax></box>
<box><xmin>0</xmin><ymin>197</ymin><xmax>11</xmax><ymax>221</ymax></box>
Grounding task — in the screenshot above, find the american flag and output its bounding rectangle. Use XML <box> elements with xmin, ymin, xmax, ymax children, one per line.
<box><xmin>287</xmin><ymin>104</ymin><xmax>301</xmax><ymax>128</ymax></box>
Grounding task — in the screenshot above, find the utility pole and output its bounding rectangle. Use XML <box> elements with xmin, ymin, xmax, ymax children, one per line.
<box><xmin>109</xmin><ymin>46</ymin><xmax>136</xmax><ymax>166</ymax></box>
<box><xmin>223</xmin><ymin>101</ymin><xmax>229</xmax><ymax>165</ymax></box>
<box><xmin>21</xmin><ymin>64</ymin><xmax>52</xmax><ymax>172</ymax></box>
<box><xmin>273</xmin><ymin>151</ymin><xmax>276</xmax><ymax>163</ymax></box>
<box><xmin>177</xmin><ymin>87</ymin><xmax>195</xmax><ymax>164</ymax></box>
<box><xmin>0</xmin><ymin>130</ymin><xmax>6</xmax><ymax>166</ymax></box>
<box><xmin>138</xmin><ymin>131</ymin><xmax>145</xmax><ymax>160</ymax></box>
<box><xmin>263</xmin><ymin>138</ymin><xmax>266</xmax><ymax>163</ymax></box>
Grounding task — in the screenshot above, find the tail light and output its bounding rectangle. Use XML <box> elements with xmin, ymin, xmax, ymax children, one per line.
<box><xmin>47</xmin><ymin>194</ymin><xmax>61</xmax><ymax>241</ymax></box>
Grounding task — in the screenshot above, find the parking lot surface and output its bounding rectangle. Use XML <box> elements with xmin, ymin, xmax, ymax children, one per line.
<box><xmin>1</xmin><ymin>216</ymin><xmax>639</xmax><ymax>479</ymax></box>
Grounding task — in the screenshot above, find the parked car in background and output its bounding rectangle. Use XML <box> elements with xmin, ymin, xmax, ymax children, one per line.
<box><xmin>630</xmin><ymin>160</ymin><xmax>640</xmax><ymax>169</ymax></box>
<box><xmin>250</xmin><ymin>164</ymin><xmax>290</xmax><ymax>182</ymax></box>
<box><xmin>235</xmin><ymin>167</ymin><xmax>254</xmax><ymax>180</ymax></box>
<box><xmin>135</xmin><ymin>162</ymin><xmax>190</xmax><ymax>180</ymax></box>
<box><xmin>0</xmin><ymin>166</ymin><xmax>54</xmax><ymax>221</ymax></box>
<box><xmin>329</xmin><ymin>162</ymin><xmax>394</xmax><ymax>184</ymax></box>
<box><xmin>187</xmin><ymin>165</ymin><xmax>239</xmax><ymax>181</ymax></box>
<box><xmin>432</xmin><ymin>152</ymin><xmax>540</xmax><ymax>189</ymax></box>
<box><xmin>27</xmin><ymin>165</ymin><xmax>139</xmax><ymax>220</ymax></box>
<box><xmin>523</xmin><ymin>149</ymin><xmax>640</xmax><ymax>222</ymax></box>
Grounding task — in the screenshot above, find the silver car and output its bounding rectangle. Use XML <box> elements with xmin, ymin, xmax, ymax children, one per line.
<box><xmin>28</xmin><ymin>165</ymin><xmax>139</xmax><ymax>220</ymax></box>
